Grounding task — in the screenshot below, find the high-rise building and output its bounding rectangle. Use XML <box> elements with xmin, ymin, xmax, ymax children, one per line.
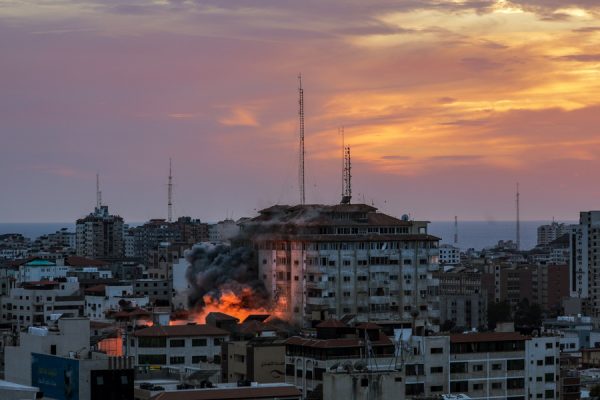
<box><xmin>242</xmin><ymin>204</ymin><xmax>441</xmax><ymax>331</ymax></box>
<box><xmin>570</xmin><ymin>211</ymin><xmax>600</xmax><ymax>316</ymax></box>
<box><xmin>76</xmin><ymin>205</ymin><xmax>124</xmax><ymax>260</ymax></box>
<box><xmin>538</xmin><ymin>221</ymin><xmax>568</xmax><ymax>246</ymax></box>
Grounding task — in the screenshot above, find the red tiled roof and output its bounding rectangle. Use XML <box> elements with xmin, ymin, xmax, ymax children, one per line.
<box><xmin>239</xmin><ymin>320</ymin><xmax>277</xmax><ymax>335</ymax></box>
<box><xmin>316</xmin><ymin>319</ymin><xmax>347</xmax><ymax>328</ymax></box>
<box><xmin>133</xmin><ymin>324</ymin><xmax>229</xmax><ymax>337</ymax></box>
<box><xmin>450</xmin><ymin>332</ymin><xmax>528</xmax><ymax>343</ymax></box>
<box><xmin>149</xmin><ymin>385</ymin><xmax>301</xmax><ymax>400</ymax></box>
<box><xmin>85</xmin><ymin>284</ymin><xmax>106</xmax><ymax>294</ymax></box>
<box><xmin>65</xmin><ymin>256</ymin><xmax>109</xmax><ymax>267</ymax></box>
<box><xmin>21</xmin><ymin>280</ymin><xmax>60</xmax><ymax>287</ymax></box>
<box><xmin>91</xmin><ymin>321</ymin><xmax>115</xmax><ymax>329</ymax></box>
<box><xmin>206</xmin><ymin>312</ymin><xmax>239</xmax><ymax>321</ymax></box>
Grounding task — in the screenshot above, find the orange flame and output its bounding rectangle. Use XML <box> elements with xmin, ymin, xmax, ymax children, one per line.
<box><xmin>192</xmin><ymin>287</ymin><xmax>287</xmax><ymax>324</ymax></box>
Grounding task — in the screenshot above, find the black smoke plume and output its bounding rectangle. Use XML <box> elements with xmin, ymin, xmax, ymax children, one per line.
<box><xmin>185</xmin><ymin>242</ymin><xmax>270</xmax><ymax>310</ymax></box>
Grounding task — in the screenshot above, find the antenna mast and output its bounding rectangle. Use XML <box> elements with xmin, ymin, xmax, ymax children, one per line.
<box><xmin>454</xmin><ymin>216</ymin><xmax>458</xmax><ymax>245</ymax></box>
<box><xmin>341</xmin><ymin>144</ymin><xmax>352</xmax><ymax>204</ymax></box>
<box><xmin>96</xmin><ymin>173</ymin><xmax>102</xmax><ymax>209</ymax></box>
<box><xmin>298</xmin><ymin>74</ymin><xmax>305</xmax><ymax>205</ymax></box>
<box><xmin>516</xmin><ymin>182</ymin><xmax>520</xmax><ymax>251</ymax></box>
<box><xmin>168</xmin><ymin>158</ymin><xmax>173</xmax><ymax>223</ymax></box>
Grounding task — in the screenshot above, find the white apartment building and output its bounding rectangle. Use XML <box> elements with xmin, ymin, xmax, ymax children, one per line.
<box><xmin>449</xmin><ymin>332</ymin><xmax>560</xmax><ymax>400</ymax></box>
<box><xmin>285</xmin><ymin>325</ymin><xmax>560</xmax><ymax>400</ymax></box>
<box><xmin>439</xmin><ymin>244</ymin><xmax>461</xmax><ymax>265</ymax></box>
<box><xmin>244</xmin><ymin>204</ymin><xmax>440</xmax><ymax>330</ymax></box>
<box><xmin>570</xmin><ymin>211</ymin><xmax>600</xmax><ymax>316</ymax></box>
<box><xmin>85</xmin><ymin>284</ymin><xmax>149</xmax><ymax>320</ymax></box>
<box><xmin>1</xmin><ymin>279</ymin><xmax>83</xmax><ymax>326</ymax></box>
<box><xmin>14</xmin><ymin>258</ymin><xmax>69</xmax><ymax>284</ymax></box>
<box><xmin>129</xmin><ymin>324</ymin><xmax>229</xmax><ymax>366</ymax></box>
<box><xmin>538</xmin><ymin>222</ymin><xmax>568</xmax><ymax>246</ymax></box>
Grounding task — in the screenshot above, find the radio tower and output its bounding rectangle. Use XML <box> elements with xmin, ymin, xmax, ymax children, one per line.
<box><xmin>96</xmin><ymin>173</ymin><xmax>102</xmax><ymax>209</ymax></box>
<box><xmin>298</xmin><ymin>74</ymin><xmax>305</xmax><ymax>205</ymax></box>
<box><xmin>168</xmin><ymin>158</ymin><xmax>173</xmax><ymax>223</ymax></box>
<box><xmin>516</xmin><ymin>182</ymin><xmax>520</xmax><ymax>251</ymax></box>
<box><xmin>341</xmin><ymin>143</ymin><xmax>352</xmax><ymax>204</ymax></box>
<box><xmin>454</xmin><ymin>216</ymin><xmax>458</xmax><ymax>245</ymax></box>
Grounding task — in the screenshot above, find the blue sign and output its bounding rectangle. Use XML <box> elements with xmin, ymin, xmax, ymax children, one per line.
<box><xmin>31</xmin><ymin>353</ymin><xmax>79</xmax><ymax>400</ymax></box>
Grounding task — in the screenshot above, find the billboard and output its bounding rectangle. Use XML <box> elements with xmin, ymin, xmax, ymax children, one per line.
<box><xmin>31</xmin><ymin>353</ymin><xmax>79</xmax><ymax>400</ymax></box>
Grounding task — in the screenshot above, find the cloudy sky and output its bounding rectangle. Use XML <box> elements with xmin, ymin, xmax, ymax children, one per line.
<box><xmin>1</xmin><ymin>0</ymin><xmax>600</xmax><ymax>222</ymax></box>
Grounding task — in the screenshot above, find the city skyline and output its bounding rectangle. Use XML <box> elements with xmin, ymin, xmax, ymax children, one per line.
<box><xmin>2</xmin><ymin>1</ymin><xmax>600</xmax><ymax>222</ymax></box>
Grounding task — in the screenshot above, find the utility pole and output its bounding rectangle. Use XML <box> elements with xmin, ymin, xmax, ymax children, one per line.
<box><xmin>298</xmin><ymin>74</ymin><xmax>305</xmax><ymax>205</ymax></box>
<box><xmin>168</xmin><ymin>158</ymin><xmax>173</xmax><ymax>223</ymax></box>
<box><xmin>96</xmin><ymin>173</ymin><xmax>102</xmax><ymax>209</ymax></box>
<box><xmin>516</xmin><ymin>182</ymin><xmax>520</xmax><ymax>251</ymax></box>
<box><xmin>454</xmin><ymin>216</ymin><xmax>458</xmax><ymax>245</ymax></box>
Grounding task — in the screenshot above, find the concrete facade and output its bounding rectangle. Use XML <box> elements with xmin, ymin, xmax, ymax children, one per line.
<box><xmin>244</xmin><ymin>204</ymin><xmax>441</xmax><ymax>329</ymax></box>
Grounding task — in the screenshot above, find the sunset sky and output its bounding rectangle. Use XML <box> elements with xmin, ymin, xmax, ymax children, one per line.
<box><xmin>2</xmin><ymin>0</ymin><xmax>600</xmax><ymax>223</ymax></box>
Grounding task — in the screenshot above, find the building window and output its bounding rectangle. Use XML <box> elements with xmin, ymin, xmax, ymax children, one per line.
<box><xmin>450</xmin><ymin>362</ymin><xmax>467</xmax><ymax>373</ymax></box>
<box><xmin>450</xmin><ymin>381</ymin><xmax>468</xmax><ymax>392</ymax></box>
<box><xmin>507</xmin><ymin>359</ymin><xmax>525</xmax><ymax>370</ymax></box>
<box><xmin>138</xmin><ymin>354</ymin><xmax>166</xmax><ymax>364</ymax></box>
<box><xmin>405</xmin><ymin>383</ymin><xmax>424</xmax><ymax>396</ymax></box>
<box><xmin>138</xmin><ymin>337</ymin><xmax>167</xmax><ymax>348</ymax></box>
<box><xmin>214</xmin><ymin>338</ymin><xmax>221</xmax><ymax>346</ymax></box>
<box><xmin>430</xmin><ymin>385</ymin><xmax>443</xmax><ymax>392</ymax></box>
<box><xmin>491</xmin><ymin>382</ymin><xmax>502</xmax><ymax>389</ymax></box>
<box><xmin>545</xmin><ymin>390</ymin><xmax>555</xmax><ymax>398</ymax></box>
<box><xmin>430</xmin><ymin>366</ymin><xmax>443</xmax><ymax>374</ymax></box>
<box><xmin>492</xmin><ymin>363</ymin><xmax>502</xmax><ymax>370</ymax></box>
<box><xmin>507</xmin><ymin>378</ymin><xmax>524</xmax><ymax>389</ymax></box>
<box><xmin>545</xmin><ymin>373</ymin><xmax>554</xmax><ymax>382</ymax></box>
<box><xmin>169</xmin><ymin>356</ymin><xmax>185</xmax><ymax>365</ymax></box>
<box><xmin>169</xmin><ymin>339</ymin><xmax>185</xmax><ymax>347</ymax></box>
<box><xmin>192</xmin><ymin>339</ymin><xmax>207</xmax><ymax>346</ymax></box>
<box><xmin>430</xmin><ymin>347</ymin><xmax>443</xmax><ymax>354</ymax></box>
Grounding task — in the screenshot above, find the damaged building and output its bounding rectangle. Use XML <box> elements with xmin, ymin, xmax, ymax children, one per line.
<box><xmin>240</xmin><ymin>204</ymin><xmax>441</xmax><ymax>331</ymax></box>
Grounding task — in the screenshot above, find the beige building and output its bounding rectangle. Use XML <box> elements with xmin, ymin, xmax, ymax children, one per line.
<box><xmin>223</xmin><ymin>337</ymin><xmax>286</xmax><ymax>383</ymax></box>
<box><xmin>76</xmin><ymin>205</ymin><xmax>124</xmax><ymax>260</ymax></box>
<box><xmin>243</xmin><ymin>204</ymin><xmax>441</xmax><ymax>330</ymax></box>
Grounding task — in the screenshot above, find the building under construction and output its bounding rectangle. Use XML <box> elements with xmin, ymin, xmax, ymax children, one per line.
<box><xmin>240</xmin><ymin>203</ymin><xmax>441</xmax><ymax>331</ymax></box>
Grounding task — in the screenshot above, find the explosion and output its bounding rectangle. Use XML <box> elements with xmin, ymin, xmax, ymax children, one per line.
<box><xmin>185</xmin><ymin>242</ymin><xmax>286</xmax><ymax>324</ymax></box>
<box><xmin>193</xmin><ymin>288</ymin><xmax>273</xmax><ymax>324</ymax></box>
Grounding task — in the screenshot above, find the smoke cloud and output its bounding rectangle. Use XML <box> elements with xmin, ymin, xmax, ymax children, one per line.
<box><xmin>184</xmin><ymin>242</ymin><xmax>270</xmax><ymax>310</ymax></box>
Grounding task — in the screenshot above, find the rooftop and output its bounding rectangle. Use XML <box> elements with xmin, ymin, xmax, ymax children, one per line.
<box><xmin>134</xmin><ymin>324</ymin><xmax>229</xmax><ymax>338</ymax></box>
<box><xmin>449</xmin><ymin>332</ymin><xmax>528</xmax><ymax>343</ymax></box>
<box><xmin>147</xmin><ymin>384</ymin><xmax>301</xmax><ymax>400</ymax></box>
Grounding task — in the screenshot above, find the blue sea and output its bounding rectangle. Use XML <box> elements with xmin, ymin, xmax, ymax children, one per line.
<box><xmin>0</xmin><ymin>220</ymin><xmax>574</xmax><ymax>251</ymax></box>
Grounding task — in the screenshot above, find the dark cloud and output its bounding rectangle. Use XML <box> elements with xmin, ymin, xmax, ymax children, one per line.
<box><xmin>428</xmin><ymin>155</ymin><xmax>483</xmax><ymax>161</ymax></box>
<box><xmin>461</xmin><ymin>57</ymin><xmax>503</xmax><ymax>71</ymax></box>
<box><xmin>440</xmin><ymin>119</ymin><xmax>489</xmax><ymax>126</ymax></box>
<box><xmin>437</xmin><ymin>97</ymin><xmax>457</xmax><ymax>104</ymax></box>
<box><xmin>555</xmin><ymin>54</ymin><xmax>600</xmax><ymax>62</ymax></box>
<box><xmin>382</xmin><ymin>155</ymin><xmax>412</xmax><ymax>160</ymax></box>
<box><xmin>573</xmin><ymin>26</ymin><xmax>600</xmax><ymax>32</ymax></box>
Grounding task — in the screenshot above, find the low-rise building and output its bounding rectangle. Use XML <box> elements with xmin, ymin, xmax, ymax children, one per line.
<box><xmin>439</xmin><ymin>244</ymin><xmax>461</xmax><ymax>265</ymax></box>
<box><xmin>130</xmin><ymin>324</ymin><xmax>229</xmax><ymax>367</ymax></box>
<box><xmin>1</xmin><ymin>279</ymin><xmax>83</xmax><ymax>326</ymax></box>
<box><xmin>85</xmin><ymin>284</ymin><xmax>149</xmax><ymax>321</ymax></box>
<box><xmin>134</xmin><ymin>279</ymin><xmax>172</xmax><ymax>307</ymax></box>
